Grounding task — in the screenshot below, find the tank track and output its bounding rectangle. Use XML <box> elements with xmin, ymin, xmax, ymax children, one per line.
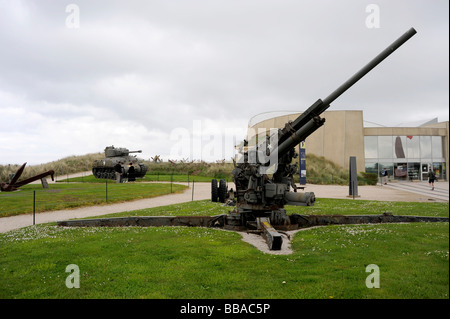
<box><xmin>92</xmin><ymin>164</ymin><xmax>148</xmax><ymax>180</ymax></box>
<box><xmin>92</xmin><ymin>168</ymin><xmax>116</xmax><ymax>180</ymax></box>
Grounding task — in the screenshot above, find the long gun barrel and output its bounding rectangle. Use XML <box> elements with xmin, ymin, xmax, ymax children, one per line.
<box><xmin>274</xmin><ymin>27</ymin><xmax>417</xmax><ymax>159</ymax></box>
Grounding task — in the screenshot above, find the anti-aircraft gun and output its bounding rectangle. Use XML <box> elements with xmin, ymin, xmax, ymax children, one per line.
<box><xmin>213</xmin><ymin>28</ymin><xmax>418</xmax><ymax>249</ymax></box>
<box><xmin>92</xmin><ymin>146</ymin><xmax>147</xmax><ymax>180</ymax></box>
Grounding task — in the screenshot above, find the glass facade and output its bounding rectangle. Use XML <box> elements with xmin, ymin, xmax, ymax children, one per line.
<box><xmin>364</xmin><ymin>135</ymin><xmax>446</xmax><ymax>181</ymax></box>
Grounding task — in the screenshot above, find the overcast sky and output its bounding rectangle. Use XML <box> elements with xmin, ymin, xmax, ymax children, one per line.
<box><xmin>0</xmin><ymin>0</ymin><xmax>448</xmax><ymax>165</ymax></box>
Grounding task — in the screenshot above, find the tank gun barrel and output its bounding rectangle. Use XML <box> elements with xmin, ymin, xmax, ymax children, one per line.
<box><xmin>274</xmin><ymin>27</ymin><xmax>417</xmax><ymax>159</ymax></box>
<box><xmin>128</xmin><ymin>150</ymin><xmax>142</xmax><ymax>154</ymax></box>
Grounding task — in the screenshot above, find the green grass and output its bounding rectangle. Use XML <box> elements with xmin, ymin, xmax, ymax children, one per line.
<box><xmin>97</xmin><ymin>199</ymin><xmax>231</xmax><ymax>218</ymax></box>
<box><xmin>0</xmin><ymin>223</ymin><xmax>447</xmax><ymax>299</ymax></box>
<box><xmin>288</xmin><ymin>198</ymin><xmax>450</xmax><ymax>217</ymax></box>
<box><xmin>0</xmin><ymin>183</ymin><xmax>187</xmax><ymax>217</ymax></box>
<box><xmin>0</xmin><ymin>199</ymin><xmax>448</xmax><ymax>299</ymax></box>
<box><xmin>100</xmin><ymin>198</ymin><xmax>449</xmax><ymax>219</ymax></box>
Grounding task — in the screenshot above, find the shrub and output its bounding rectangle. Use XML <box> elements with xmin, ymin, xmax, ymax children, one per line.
<box><xmin>359</xmin><ymin>172</ymin><xmax>378</xmax><ymax>185</ymax></box>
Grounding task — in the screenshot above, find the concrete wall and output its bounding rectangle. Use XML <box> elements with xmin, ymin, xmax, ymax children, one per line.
<box><xmin>250</xmin><ymin>110</ymin><xmax>366</xmax><ymax>173</ymax></box>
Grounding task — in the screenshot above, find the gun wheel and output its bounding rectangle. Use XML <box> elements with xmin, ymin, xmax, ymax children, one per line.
<box><xmin>211</xmin><ymin>179</ymin><xmax>218</xmax><ymax>202</ymax></box>
<box><xmin>218</xmin><ymin>179</ymin><xmax>227</xmax><ymax>203</ymax></box>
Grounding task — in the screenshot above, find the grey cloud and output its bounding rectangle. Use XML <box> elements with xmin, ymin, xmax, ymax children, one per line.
<box><xmin>0</xmin><ymin>0</ymin><xmax>448</xmax><ymax>164</ymax></box>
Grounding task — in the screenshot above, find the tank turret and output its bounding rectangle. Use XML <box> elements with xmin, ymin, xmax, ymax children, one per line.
<box><xmin>104</xmin><ymin>146</ymin><xmax>142</xmax><ymax>158</ymax></box>
<box><xmin>92</xmin><ymin>146</ymin><xmax>147</xmax><ymax>180</ymax></box>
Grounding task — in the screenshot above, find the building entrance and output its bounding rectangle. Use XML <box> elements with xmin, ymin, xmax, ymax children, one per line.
<box><xmin>421</xmin><ymin>163</ymin><xmax>430</xmax><ymax>181</ymax></box>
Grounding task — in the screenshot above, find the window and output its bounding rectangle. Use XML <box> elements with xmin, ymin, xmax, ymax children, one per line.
<box><xmin>364</xmin><ymin>135</ymin><xmax>446</xmax><ymax>181</ymax></box>
<box><xmin>394</xmin><ymin>162</ymin><xmax>408</xmax><ymax>180</ymax></box>
<box><xmin>407</xmin><ymin>162</ymin><xmax>420</xmax><ymax>181</ymax></box>
<box><xmin>432</xmin><ymin>162</ymin><xmax>446</xmax><ymax>180</ymax></box>
<box><xmin>379</xmin><ymin>162</ymin><xmax>393</xmax><ymax>178</ymax></box>
<box><xmin>378</xmin><ymin>136</ymin><xmax>393</xmax><ymax>159</ymax></box>
<box><xmin>364</xmin><ymin>136</ymin><xmax>378</xmax><ymax>159</ymax></box>
<box><xmin>394</xmin><ymin>136</ymin><xmax>406</xmax><ymax>159</ymax></box>
<box><xmin>406</xmin><ymin>136</ymin><xmax>420</xmax><ymax>159</ymax></box>
<box><xmin>432</xmin><ymin>136</ymin><xmax>443</xmax><ymax>160</ymax></box>
<box><xmin>420</xmin><ymin>136</ymin><xmax>432</xmax><ymax>159</ymax></box>
<box><xmin>365</xmin><ymin>162</ymin><xmax>378</xmax><ymax>175</ymax></box>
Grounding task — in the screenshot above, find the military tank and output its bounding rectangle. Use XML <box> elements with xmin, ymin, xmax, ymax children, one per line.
<box><xmin>92</xmin><ymin>146</ymin><xmax>148</xmax><ymax>180</ymax></box>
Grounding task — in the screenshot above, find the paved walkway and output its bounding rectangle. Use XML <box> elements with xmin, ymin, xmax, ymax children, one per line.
<box><xmin>0</xmin><ymin>182</ymin><xmax>209</xmax><ymax>233</ymax></box>
<box><xmin>384</xmin><ymin>180</ymin><xmax>449</xmax><ymax>202</ymax></box>
<box><xmin>1</xmin><ymin>180</ymin><xmax>448</xmax><ymax>234</ymax></box>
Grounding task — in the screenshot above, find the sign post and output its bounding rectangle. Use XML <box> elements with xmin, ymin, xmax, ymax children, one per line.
<box><xmin>299</xmin><ymin>141</ymin><xmax>306</xmax><ymax>185</ymax></box>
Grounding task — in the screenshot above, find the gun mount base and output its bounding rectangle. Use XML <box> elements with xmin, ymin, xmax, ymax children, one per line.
<box><xmin>220</xmin><ymin>208</ymin><xmax>292</xmax><ymax>250</ymax></box>
<box><xmin>57</xmin><ymin>212</ymin><xmax>448</xmax><ymax>251</ymax></box>
<box><xmin>257</xmin><ymin>217</ymin><xmax>283</xmax><ymax>250</ymax></box>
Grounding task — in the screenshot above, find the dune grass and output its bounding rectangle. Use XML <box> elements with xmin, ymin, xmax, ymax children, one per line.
<box><xmin>1</xmin><ymin>152</ymin><xmax>377</xmax><ymax>188</ymax></box>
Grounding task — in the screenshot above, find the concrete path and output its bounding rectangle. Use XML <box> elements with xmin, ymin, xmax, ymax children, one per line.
<box><xmin>1</xmin><ymin>180</ymin><xmax>448</xmax><ymax>234</ymax></box>
<box><xmin>384</xmin><ymin>181</ymin><xmax>449</xmax><ymax>202</ymax></box>
<box><xmin>0</xmin><ymin>182</ymin><xmax>210</xmax><ymax>233</ymax></box>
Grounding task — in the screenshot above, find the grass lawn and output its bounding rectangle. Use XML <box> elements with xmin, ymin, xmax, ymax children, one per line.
<box><xmin>0</xmin><ymin>199</ymin><xmax>448</xmax><ymax>299</ymax></box>
<box><xmin>0</xmin><ymin>183</ymin><xmax>187</xmax><ymax>217</ymax></box>
<box><xmin>101</xmin><ymin>197</ymin><xmax>449</xmax><ymax>218</ymax></box>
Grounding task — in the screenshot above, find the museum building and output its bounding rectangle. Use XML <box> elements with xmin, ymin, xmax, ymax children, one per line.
<box><xmin>248</xmin><ymin>110</ymin><xmax>449</xmax><ymax>182</ymax></box>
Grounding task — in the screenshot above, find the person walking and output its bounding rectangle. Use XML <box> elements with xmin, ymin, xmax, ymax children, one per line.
<box><xmin>127</xmin><ymin>163</ymin><xmax>136</xmax><ymax>182</ymax></box>
<box><xmin>428</xmin><ymin>169</ymin><xmax>436</xmax><ymax>190</ymax></box>
<box><xmin>382</xmin><ymin>168</ymin><xmax>389</xmax><ymax>185</ymax></box>
<box><xmin>114</xmin><ymin>162</ymin><xmax>123</xmax><ymax>183</ymax></box>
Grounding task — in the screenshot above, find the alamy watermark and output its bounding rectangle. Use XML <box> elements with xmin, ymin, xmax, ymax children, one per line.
<box><xmin>365</xmin><ymin>264</ymin><xmax>380</xmax><ymax>288</ymax></box>
<box><xmin>168</xmin><ymin>120</ymin><xmax>280</xmax><ymax>174</ymax></box>
<box><xmin>65</xmin><ymin>4</ymin><xmax>80</xmax><ymax>29</ymax></box>
<box><xmin>365</xmin><ymin>4</ymin><xmax>380</xmax><ymax>29</ymax></box>
<box><xmin>65</xmin><ymin>264</ymin><xmax>80</xmax><ymax>288</ymax></box>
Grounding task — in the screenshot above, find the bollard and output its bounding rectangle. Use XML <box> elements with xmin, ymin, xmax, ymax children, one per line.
<box><xmin>33</xmin><ymin>190</ymin><xmax>36</xmax><ymax>225</ymax></box>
